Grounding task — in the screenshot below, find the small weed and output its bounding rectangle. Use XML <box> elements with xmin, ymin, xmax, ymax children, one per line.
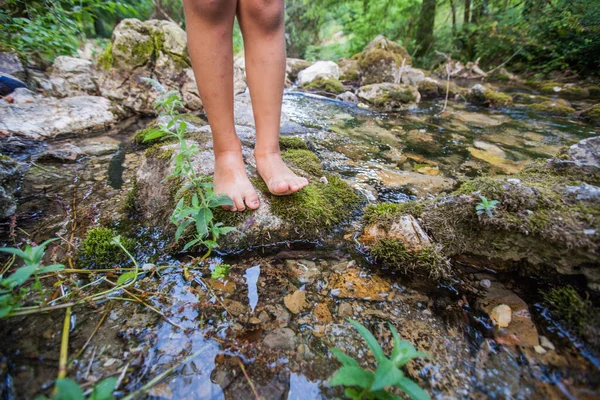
<box><xmin>0</xmin><ymin>239</ymin><xmax>64</xmax><ymax>317</ymax></box>
<box><xmin>142</xmin><ymin>79</ymin><xmax>236</xmax><ymax>257</ymax></box>
<box><xmin>475</xmin><ymin>195</ymin><xmax>499</xmax><ymax>218</ymax></box>
<box><xmin>329</xmin><ymin>319</ymin><xmax>431</xmax><ymax>400</ymax></box>
<box><xmin>36</xmin><ymin>377</ymin><xmax>116</xmax><ymax>400</ymax></box>
<box><xmin>211</xmin><ymin>263</ymin><xmax>231</xmax><ymax>280</ymax></box>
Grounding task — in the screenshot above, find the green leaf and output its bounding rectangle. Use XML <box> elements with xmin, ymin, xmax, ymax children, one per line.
<box><xmin>0</xmin><ymin>247</ymin><xmax>28</xmax><ymax>260</ymax></box>
<box><xmin>208</xmin><ymin>195</ymin><xmax>234</xmax><ymax>208</ymax></box>
<box><xmin>175</xmin><ymin>219</ymin><xmax>193</xmax><ymax>241</ymax></box>
<box><xmin>328</xmin><ymin>366</ymin><xmax>374</xmax><ymax>389</ymax></box>
<box><xmin>191</xmin><ymin>194</ymin><xmax>199</xmax><ymax>208</ymax></box>
<box><xmin>183</xmin><ymin>238</ymin><xmax>201</xmax><ymax>251</ymax></box>
<box><xmin>54</xmin><ymin>378</ymin><xmax>85</xmax><ymax>400</ymax></box>
<box><xmin>331</xmin><ymin>348</ymin><xmax>360</xmax><ymax>368</ymax></box>
<box><xmin>349</xmin><ymin>319</ymin><xmax>386</xmax><ymax>363</ymax></box>
<box><xmin>194</xmin><ymin>208</ymin><xmax>213</xmax><ymax>238</ymax></box>
<box><xmin>116</xmin><ymin>271</ymin><xmax>137</xmax><ymax>286</ymax></box>
<box><xmin>371</xmin><ymin>359</ymin><xmax>403</xmax><ymax>391</ymax></box>
<box><xmin>142</xmin><ymin>128</ymin><xmax>166</xmax><ymax>143</ymax></box>
<box><xmin>0</xmin><ymin>306</ymin><xmax>14</xmax><ymax>318</ymax></box>
<box><xmin>4</xmin><ymin>265</ymin><xmax>37</xmax><ymax>288</ymax></box>
<box><xmin>370</xmin><ymin>390</ymin><xmax>403</xmax><ymax>400</ymax></box>
<box><xmin>38</xmin><ymin>264</ymin><xmax>65</xmax><ymax>274</ymax></box>
<box><xmin>90</xmin><ymin>377</ymin><xmax>117</xmax><ymax>400</ymax></box>
<box><xmin>395</xmin><ymin>377</ymin><xmax>431</xmax><ymax>400</ymax></box>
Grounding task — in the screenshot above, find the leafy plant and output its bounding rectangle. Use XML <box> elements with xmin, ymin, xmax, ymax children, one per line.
<box><xmin>211</xmin><ymin>263</ymin><xmax>231</xmax><ymax>280</ymax></box>
<box><xmin>0</xmin><ymin>239</ymin><xmax>64</xmax><ymax>318</ymax></box>
<box><xmin>329</xmin><ymin>319</ymin><xmax>431</xmax><ymax>400</ymax></box>
<box><xmin>36</xmin><ymin>377</ymin><xmax>117</xmax><ymax>400</ymax></box>
<box><xmin>141</xmin><ymin>80</ymin><xmax>236</xmax><ymax>257</ymax></box>
<box><xmin>475</xmin><ymin>195</ymin><xmax>499</xmax><ymax>218</ymax></box>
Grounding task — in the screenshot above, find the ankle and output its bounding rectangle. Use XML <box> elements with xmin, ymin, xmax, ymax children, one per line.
<box><xmin>254</xmin><ymin>149</ymin><xmax>281</xmax><ymax>158</ymax></box>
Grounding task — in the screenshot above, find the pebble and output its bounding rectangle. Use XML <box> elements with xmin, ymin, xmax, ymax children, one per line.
<box><xmin>480</xmin><ymin>279</ymin><xmax>491</xmax><ymax>289</ymax></box>
<box><xmin>490</xmin><ymin>304</ymin><xmax>512</xmax><ymax>328</ymax></box>
<box><xmin>284</xmin><ymin>290</ymin><xmax>307</xmax><ymax>314</ymax></box>
<box><xmin>313</xmin><ymin>303</ymin><xmax>333</xmax><ymax>323</ymax></box>
<box><xmin>534</xmin><ymin>345</ymin><xmax>547</xmax><ymax>354</ymax></box>
<box><xmin>539</xmin><ymin>336</ymin><xmax>555</xmax><ymax>351</ymax></box>
<box><xmin>263</xmin><ymin>328</ymin><xmax>296</xmax><ymax>350</ymax></box>
<box><xmin>338</xmin><ymin>303</ymin><xmax>353</xmax><ymax>317</ymax></box>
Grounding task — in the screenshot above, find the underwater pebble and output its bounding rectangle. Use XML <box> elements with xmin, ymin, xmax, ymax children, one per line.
<box><xmin>534</xmin><ymin>345</ymin><xmax>547</xmax><ymax>354</ymax></box>
<box><xmin>338</xmin><ymin>303</ymin><xmax>353</xmax><ymax>317</ymax></box>
<box><xmin>490</xmin><ymin>304</ymin><xmax>512</xmax><ymax>328</ymax></box>
<box><xmin>263</xmin><ymin>328</ymin><xmax>296</xmax><ymax>350</ymax></box>
<box><xmin>284</xmin><ymin>290</ymin><xmax>307</xmax><ymax>314</ymax></box>
<box><xmin>480</xmin><ymin>279</ymin><xmax>491</xmax><ymax>289</ymax></box>
<box><xmin>540</xmin><ymin>336</ymin><xmax>555</xmax><ymax>350</ymax></box>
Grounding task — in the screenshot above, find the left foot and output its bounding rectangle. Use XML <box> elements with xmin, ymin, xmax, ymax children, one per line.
<box><xmin>255</xmin><ymin>151</ymin><xmax>309</xmax><ymax>195</ymax></box>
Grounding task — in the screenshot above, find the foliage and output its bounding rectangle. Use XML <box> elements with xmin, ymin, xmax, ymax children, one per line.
<box><xmin>329</xmin><ymin>319</ymin><xmax>431</xmax><ymax>400</ymax></box>
<box><xmin>475</xmin><ymin>195</ymin><xmax>499</xmax><ymax>218</ymax></box>
<box><xmin>78</xmin><ymin>228</ymin><xmax>134</xmax><ymax>267</ymax></box>
<box><xmin>0</xmin><ymin>239</ymin><xmax>64</xmax><ymax>318</ymax></box>
<box><xmin>0</xmin><ymin>0</ymin><xmax>140</xmax><ymax>62</ymax></box>
<box><xmin>211</xmin><ymin>263</ymin><xmax>231</xmax><ymax>280</ymax></box>
<box><xmin>541</xmin><ymin>286</ymin><xmax>592</xmax><ymax>334</ymax></box>
<box><xmin>141</xmin><ymin>80</ymin><xmax>236</xmax><ymax>256</ymax></box>
<box><xmin>36</xmin><ymin>377</ymin><xmax>117</xmax><ymax>400</ymax></box>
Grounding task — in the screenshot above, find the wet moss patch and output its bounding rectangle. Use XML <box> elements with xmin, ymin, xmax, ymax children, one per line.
<box><xmin>279</xmin><ymin>136</ymin><xmax>309</xmax><ymax>151</ymax></box>
<box><xmin>281</xmin><ymin>149</ymin><xmax>323</xmax><ymax>177</ymax></box>
<box><xmin>529</xmin><ymin>99</ymin><xmax>575</xmax><ymax>116</ymax></box>
<box><xmin>370</xmin><ymin>238</ymin><xmax>448</xmax><ymax>280</ymax></box>
<box><xmin>78</xmin><ymin>227</ymin><xmax>134</xmax><ymax>267</ymax></box>
<box><xmin>302</xmin><ymin>77</ymin><xmax>345</xmax><ymax>94</ymax></box>
<box><xmin>581</xmin><ymin>104</ymin><xmax>600</xmax><ymax>125</ymax></box>
<box><xmin>97</xmin><ymin>43</ymin><xmax>114</xmax><ymax>70</ymax></box>
<box><xmin>363</xmin><ymin>202</ymin><xmax>424</xmax><ymax>226</ymax></box>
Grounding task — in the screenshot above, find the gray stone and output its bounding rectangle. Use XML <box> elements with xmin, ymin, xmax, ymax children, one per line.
<box><xmin>49</xmin><ymin>56</ymin><xmax>97</xmax><ymax>97</ymax></box>
<box><xmin>0</xmin><ymin>89</ymin><xmax>120</xmax><ymax>141</ymax></box>
<box><xmin>263</xmin><ymin>328</ymin><xmax>296</xmax><ymax>350</ymax></box>
<box><xmin>356</xmin><ymin>83</ymin><xmax>420</xmax><ymax>111</ymax></box>
<box><xmin>297</xmin><ymin>61</ymin><xmax>339</xmax><ymax>86</ymax></box>
<box><xmin>336</xmin><ymin>91</ymin><xmax>358</xmax><ymax>105</ymax></box>
<box><xmin>0</xmin><ymin>154</ymin><xmax>21</xmax><ymax>219</ymax></box>
<box><xmin>0</xmin><ymin>52</ymin><xmax>26</xmax><ymax>81</ymax></box>
<box><xmin>568</xmin><ymin>136</ymin><xmax>600</xmax><ymax>169</ymax></box>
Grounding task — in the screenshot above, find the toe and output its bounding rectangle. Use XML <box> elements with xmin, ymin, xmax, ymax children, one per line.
<box><xmin>289</xmin><ymin>177</ymin><xmax>308</xmax><ymax>192</ymax></box>
<box><xmin>233</xmin><ymin>196</ymin><xmax>245</xmax><ymax>212</ymax></box>
<box><xmin>270</xmin><ymin>180</ymin><xmax>290</xmax><ymax>195</ymax></box>
<box><xmin>244</xmin><ymin>189</ymin><xmax>260</xmax><ymax>210</ymax></box>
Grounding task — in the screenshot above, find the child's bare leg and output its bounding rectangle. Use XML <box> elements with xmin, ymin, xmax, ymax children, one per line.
<box><xmin>237</xmin><ymin>0</ymin><xmax>309</xmax><ymax>195</ymax></box>
<box><xmin>183</xmin><ymin>0</ymin><xmax>259</xmax><ymax>211</ymax></box>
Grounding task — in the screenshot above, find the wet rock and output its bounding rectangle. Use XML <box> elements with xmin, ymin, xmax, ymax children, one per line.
<box><xmin>263</xmin><ymin>327</ymin><xmax>296</xmax><ymax>350</ymax></box>
<box><xmin>313</xmin><ymin>303</ymin><xmax>333</xmax><ymax>323</ymax></box>
<box><xmin>78</xmin><ymin>137</ymin><xmax>120</xmax><ymax>156</ymax></box>
<box><xmin>224</xmin><ymin>300</ymin><xmax>246</xmax><ymax>317</ymax></box>
<box><xmin>478</xmin><ymin>283</ymin><xmax>539</xmax><ymax>347</ymax></box>
<box><xmin>0</xmin><ymin>88</ymin><xmax>120</xmax><ymax>141</ymax></box>
<box><xmin>0</xmin><ymin>52</ymin><xmax>26</xmax><ymax>81</ymax></box>
<box><xmin>490</xmin><ymin>304</ymin><xmax>512</xmax><ymax>328</ymax></box>
<box><xmin>467</xmin><ymin>141</ymin><xmax>524</xmax><ymax>174</ymax></box>
<box><xmin>337</xmin><ymin>58</ymin><xmax>358</xmax><ymax>82</ymax></box>
<box><xmin>286</xmin><ymin>58</ymin><xmax>312</xmax><ymax>85</ymax></box>
<box><xmin>283</xmin><ymin>290</ymin><xmax>307</xmax><ymax>314</ymax></box>
<box><xmin>134</xmin><ymin>119</ymin><xmax>360</xmax><ymax>252</ymax></box>
<box><xmin>284</xmin><ymin>259</ymin><xmax>321</xmax><ymax>284</ymax></box>
<box><xmin>467</xmin><ymin>84</ymin><xmax>513</xmax><ymax>107</ymax></box>
<box><xmin>372</xmin><ymin>168</ymin><xmax>454</xmax><ymax>196</ymax></box>
<box><xmin>528</xmin><ymin>99</ymin><xmax>575</xmax><ymax>116</ymax></box>
<box><xmin>356</xmin><ymin>83</ymin><xmax>420</xmax><ymax>111</ymax></box>
<box><xmin>338</xmin><ymin>303</ymin><xmax>353</xmax><ymax>317</ymax></box>
<box><xmin>40</xmin><ymin>143</ymin><xmax>84</xmax><ymax>162</ymax></box>
<box><xmin>336</xmin><ymin>91</ymin><xmax>358</xmax><ymax>104</ymax></box>
<box><xmin>400</xmin><ymin>66</ymin><xmax>426</xmax><ymax>86</ymax></box>
<box><xmin>567</xmin><ymin>136</ymin><xmax>600</xmax><ymax>169</ymax></box>
<box><xmin>356</xmin><ymin>35</ymin><xmax>411</xmax><ymax>85</ymax></box>
<box><xmin>49</xmin><ymin>56</ymin><xmax>98</xmax><ymax>97</ymax></box>
<box><xmin>264</xmin><ymin>305</ymin><xmax>290</xmax><ymax>327</ymax></box>
<box><xmin>297</xmin><ymin>61</ymin><xmax>340</xmax><ymax>86</ymax></box>
<box><xmin>539</xmin><ymin>336</ymin><xmax>555</xmax><ymax>350</ymax></box>
<box><xmin>329</xmin><ymin>267</ymin><xmax>391</xmax><ymax>300</ymax></box>
<box><xmin>0</xmin><ymin>154</ymin><xmax>21</xmax><ymax>219</ymax></box>
<box><xmin>419</xmin><ymin>140</ymin><xmax>600</xmax><ymax>288</ymax></box>
<box><xmin>302</xmin><ymin>77</ymin><xmax>345</xmax><ymax>94</ymax></box>
<box><xmin>580</xmin><ymin>104</ymin><xmax>600</xmax><ymax>126</ymax></box>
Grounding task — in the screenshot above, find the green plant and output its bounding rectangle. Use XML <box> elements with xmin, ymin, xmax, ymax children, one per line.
<box><xmin>475</xmin><ymin>195</ymin><xmax>499</xmax><ymax>218</ymax></box>
<box><xmin>141</xmin><ymin>80</ymin><xmax>236</xmax><ymax>256</ymax></box>
<box><xmin>211</xmin><ymin>263</ymin><xmax>231</xmax><ymax>280</ymax></box>
<box><xmin>36</xmin><ymin>377</ymin><xmax>116</xmax><ymax>400</ymax></box>
<box><xmin>329</xmin><ymin>319</ymin><xmax>431</xmax><ymax>400</ymax></box>
<box><xmin>0</xmin><ymin>239</ymin><xmax>64</xmax><ymax>317</ymax></box>
<box><xmin>78</xmin><ymin>228</ymin><xmax>134</xmax><ymax>267</ymax></box>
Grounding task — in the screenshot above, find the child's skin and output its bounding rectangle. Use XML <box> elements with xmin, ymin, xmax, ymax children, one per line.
<box><xmin>183</xmin><ymin>0</ymin><xmax>309</xmax><ymax>212</ymax></box>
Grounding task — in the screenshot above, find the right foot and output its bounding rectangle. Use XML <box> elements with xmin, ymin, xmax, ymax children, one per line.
<box><xmin>214</xmin><ymin>150</ymin><xmax>260</xmax><ymax>211</ymax></box>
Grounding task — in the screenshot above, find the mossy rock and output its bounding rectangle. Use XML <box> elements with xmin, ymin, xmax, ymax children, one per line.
<box><xmin>581</xmin><ymin>104</ymin><xmax>600</xmax><ymax>126</ymax></box>
<box><xmin>302</xmin><ymin>77</ymin><xmax>345</xmax><ymax>94</ymax></box>
<box><xmin>97</xmin><ymin>43</ymin><xmax>114</xmax><ymax>70</ymax></box>
<box><xmin>279</xmin><ymin>136</ymin><xmax>309</xmax><ymax>151</ymax></box>
<box><xmin>78</xmin><ymin>227</ymin><xmax>135</xmax><ymax>267</ymax></box>
<box><xmin>357</xmin><ymin>83</ymin><xmax>420</xmax><ymax>112</ymax></box>
<box><xmin>467</xmin><ymin>84</ymin><xmax>512</xmax><ymax>107</ymax></box>
<box><xmin>357</xmin><ymin>35</ymin><xmax>411</xmax><ymax>85</ymax></box>
<box><xmin>417</xmin><ymin>79</ymin><xmax>440</xmax><ymax>99</ymax></box>
<box><xmin>529</xmin><ymin>99</ymin><xmax>575</xmax><ymax>116</ymax></box>
<box><xmin>281</xmin><ymin>149</ymin><xmax>323</xmax><ymax>176</ymax></box>
<box><xmin>363</xmin><ymin>202</ymin><xmax>424</xmax><ymax>226</ymax></box>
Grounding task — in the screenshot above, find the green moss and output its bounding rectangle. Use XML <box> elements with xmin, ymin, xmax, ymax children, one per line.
<box><xmin>588</xmin><ymin>87</ymin><xmax>600</xmax><ymax>98</ymax></box>
<box><xmin>144</xmin><ymin>143</ymin><xmax>175</xmax><ymax>160</ymax></box>
<box><xmin>279</xmin><ymin>136</ymin><xmax>309</xmax><ymax>151</ymax></box>
<box><xmin>484</xmin><ymin>90</ymin><xmax>513</xmax><ymax>107</ymax></box>
<box><xmin>97</xmin><ymin>42</ymin><xmax>113</xmax><ymax>70</ymax></box>
<box><xmin>541</xmin><ymin>286</ymin><xmax>591</xmax><ymax>334</ymax></box>
<box><xmin>581</xmin><ymin>104</ymin><xmax>600</xmax><ymax>125</ymax></box>
<box><xmin>539</xmin><ymin>81</ymin><xmax>562</xmax><ymax>94</ymax></box>
<box><xmin>561</xmin><ymin>86</ymin><xmax>589</xmax><ymax>99</ymax></box>
<box><xmin>78</xmin><ymin>227</ymin><xmax>134</xmax><ymax>267</ymax></box>
<box><xmin>303</xmin><ymin>77</ymin><xmax>345</xmax><ymax>94</ymax></box>
<box><xmin>122</xmin><ymin>176</ymin><xmax>138</xmax><ymax>215</ymax></box>
<box><xmin>133</xmin><ymin>123</ymin><xmax>164</xmax><ymax>145</ymax></box>
<box><xmin>529</xmin><ymin>100</ymin><xmax>575</xmax><ymax>116</ymax></box>
<box><xmin>363</xmin><ymin>201</ymin><xmax>424</xmax><ymax>226</ymax></box>
<box><xmin>417</xmin><ymin>79</ymin><xmax>440</xmax><ymax>99</ymax></box>
<box><xmin>180</xmin><ymin>113</ymin><xmax>207</xmax><ymax>126</ymax></box>
<box><xmin>256</xmin><ymin>175</ymin><xmax>360</xmax><ymax>234</ymax></box>
<box><xmin>370</xmin><ymin>239</ymin><xmax>448</xmax><ymax>280</ymax></box>
<box><xmin>369</xmin><ymin>86</ymin><xmax>418</xmax><ymax>108</ymax></box>
<box><xmin>281</xmin><ymin>149</ymin><xmax>323</xmax><ymax>176</ymax></box>
<box><xmin>340</xmin><ymin>69</ymin><xmax>359</xmax><ymax>82</ymax></box>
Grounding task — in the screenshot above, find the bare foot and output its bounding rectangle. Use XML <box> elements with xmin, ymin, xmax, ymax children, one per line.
<box><xmin>214</xmin><ymin>150</ymin><xmax>260</xmax><ymax>211</ymax></box>
<box><xmin>255</xmin><ymin>151</ymin><xmax>309</xmax><ymax>195</ymax></box>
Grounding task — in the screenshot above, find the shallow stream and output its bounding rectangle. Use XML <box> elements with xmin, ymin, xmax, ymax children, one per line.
<box><xmin>1</xmin><ymin>86</ymin><xmax>599</xmax><ymax>399</ymax></box>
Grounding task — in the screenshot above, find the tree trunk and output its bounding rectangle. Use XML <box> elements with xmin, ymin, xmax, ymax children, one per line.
<box><xmin>450</xmin><ymin>0</ymin><xmax>457</xmax><ymax>34</ymax></box>
<box><xmin>464</xmin><ymin>0</ymin><xmax>471</xmax><ymax>25</ymax></box>
<box><xmin>415</xmin><ymin>0</ymin><xmax>437</xmax><ymax>57</ymax></box>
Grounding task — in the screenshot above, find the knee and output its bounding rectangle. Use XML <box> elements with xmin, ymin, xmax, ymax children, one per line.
<box><xmin>243</xmin><ymin>0</ymin><xmax>284</xmax><ymax>33</ymax></box>
<box><xmin>185</xmin><ymin>0</ymin><xmax>234</xmax><ymax>23</ymax></box>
